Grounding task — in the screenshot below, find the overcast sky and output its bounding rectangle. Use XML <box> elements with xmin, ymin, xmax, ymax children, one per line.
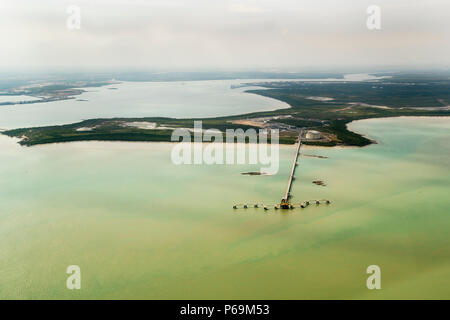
<box><xmin>1</xmin><ymin>0</ymin><xmax>449</xmax><ymax>71</ymax></box>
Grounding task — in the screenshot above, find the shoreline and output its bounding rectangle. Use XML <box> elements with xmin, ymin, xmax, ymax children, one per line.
<box><xmin>3</xmin><ymin>115</ymin><xmax>449</xmax><ymax>149</ymax></box>
<box><xmin>2</xmin><ymin>75</ymin><xmax>449</xmax><ymax>148</ymax></box>
<box><xmin>2</xmin><ymin>113</ymin><xmax>448</xmax><ymax>148</ymax></box>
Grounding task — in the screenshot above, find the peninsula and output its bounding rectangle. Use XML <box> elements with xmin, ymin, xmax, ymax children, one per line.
<box><xmin>3</xmin><ymin>73</ymin><xmax>450</xmax><ymax>147</ymax></box>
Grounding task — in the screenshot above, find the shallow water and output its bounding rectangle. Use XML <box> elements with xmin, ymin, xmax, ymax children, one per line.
<box><xmin>0</xmin><ymin>80</ymin><xmax>291</xmax><ymax>129</ymax></box>
<box><xmin>0</xmin><ymin>74</ymin><xmax>388</xmax><ymax>130</ymax></box>
<box><xmin>0</xmin><ymin>117</ymin><xmax>449</xmax><ymax>299</ymax></box>
<box><xmin>0</xmin><ymin>95</ymin><xmax>41</xmax><ymax>103</ymax></box>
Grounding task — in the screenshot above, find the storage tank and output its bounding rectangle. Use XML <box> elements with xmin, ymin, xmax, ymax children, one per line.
<box><xmin>305</xmin><ymin>130</ymin><xmax>321</xmax><ymax>140</ymax></box>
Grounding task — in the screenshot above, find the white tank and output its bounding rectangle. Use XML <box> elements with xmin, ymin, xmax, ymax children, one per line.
<box><xmin>305</xmin><ymin>130</ymin><xmax>321</xmax><ymax>140</ymax></box>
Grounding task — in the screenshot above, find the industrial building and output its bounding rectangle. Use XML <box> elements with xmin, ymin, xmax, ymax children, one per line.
<box><xmin>305</xmin><ymin>130</ymin><xmax>321</xmax><ymax>140</ymax></box>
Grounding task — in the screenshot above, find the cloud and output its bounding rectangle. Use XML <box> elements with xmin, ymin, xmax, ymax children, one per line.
<box><xmin>0</xmin><ymin>0</ymin><xmax>449</xmax><ymax>70</ymax></box>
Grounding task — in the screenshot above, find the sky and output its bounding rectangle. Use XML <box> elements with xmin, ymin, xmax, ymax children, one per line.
<box><xmin>1</xmin><ymin>0</ymin><xmax>449</xmax><ymax>71</ymax></box>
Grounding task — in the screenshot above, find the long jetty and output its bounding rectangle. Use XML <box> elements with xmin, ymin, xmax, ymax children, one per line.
<box><xmin>232</xmin><ymin>130</ymin><xmax>332</xmax><ymax>210</ymax></box>
<box><xmin>232</xmin><ymin>129</ymin><xmax>332</xmax><ymax>211</ymax></box>
<box><xmin>281</xmin><ymin>131</ymin><xmax>302</xmax><ymax>203</ymax></box>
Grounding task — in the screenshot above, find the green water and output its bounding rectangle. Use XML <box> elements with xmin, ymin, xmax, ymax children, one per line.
<box><xmin>0</xmin><ymin>117</ymin><xmax>449</xmax><ymax>299</ymax></box>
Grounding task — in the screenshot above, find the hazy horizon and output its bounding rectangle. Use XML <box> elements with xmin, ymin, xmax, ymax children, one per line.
<box><xmin>1</xmin><ymin>0</ymin><xmax>450</xmax><ymax>71</ymax></box>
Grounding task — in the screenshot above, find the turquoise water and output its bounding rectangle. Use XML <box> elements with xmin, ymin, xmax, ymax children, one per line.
<box><xmin>0</xmin><ymin>116</ymin><xmax>449</xmax><ymax>299</ymax></box>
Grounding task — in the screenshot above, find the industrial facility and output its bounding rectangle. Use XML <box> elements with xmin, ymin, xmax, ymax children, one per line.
<box><xmin>305</xmin><ymin>130</ymin><xmax>321</xmax><ymax>140</ymax></box>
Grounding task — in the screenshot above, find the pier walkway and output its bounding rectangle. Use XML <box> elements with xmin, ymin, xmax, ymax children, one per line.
<box><xmin>280</xmin><ymin>131</ymin><xmax>302</xmax><ymax>208</ymax></box>
<box><xmin>232</xmin><ymin>130</ymin><xmax>331</xmax><ymax>210</ymax></box>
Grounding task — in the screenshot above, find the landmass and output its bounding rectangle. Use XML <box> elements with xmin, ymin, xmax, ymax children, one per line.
<box><xmin>0</xmin><ymin>80</ymin><xmax>116</xmax><ymax>106</ymax></box>
<box><xmin>2</xmin><ymin>72</ymin><xmax>450</xmax><ymax>147</ymax></box>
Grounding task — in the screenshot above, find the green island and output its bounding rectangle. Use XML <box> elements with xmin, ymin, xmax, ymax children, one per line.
<box><xmin>3</xmin><ymin>74</ymin><xmax>450</xmax><ymax>147</ymax></box>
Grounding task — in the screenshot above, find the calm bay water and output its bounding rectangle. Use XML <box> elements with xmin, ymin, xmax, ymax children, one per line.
<box><xmin>0</xmin><ymin>116</ymin><xmax>449</xmax><ymax>299</ymax></box>
<box><xmin>0</xmin><ymin>95</ymin><xmax>41</xmax><ymax>103</ymax></box>
<box><xmin>0</xmin><ymin>80</ymin><xmax>291</xmax><ymax>129</ymax></box>
<box><xmin>0</xmin><ymin>74</ymin><xmax>386</xmax><ymax>130</ymax></box>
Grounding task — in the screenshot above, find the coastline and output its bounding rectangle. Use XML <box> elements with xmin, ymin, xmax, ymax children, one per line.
<box><xmin>3</xmin><ymin>115</ymin><xmax>449</xmax><ymax>149</ymax></box>
<box><xmin>2</xmin><ymin>113</ymin><xmax>449</xmax><ymax>148</ymax></box>
<box><xmin>2</xmin><ymin>75</ymin><xmax>450</xmax><ymax>148</ymax></box>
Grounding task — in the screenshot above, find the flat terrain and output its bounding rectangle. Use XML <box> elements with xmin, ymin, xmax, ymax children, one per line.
<box><xmin>3</xmin><ymin>72</ymin><xmax>450</xmax><ymax>147</ymax></box>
